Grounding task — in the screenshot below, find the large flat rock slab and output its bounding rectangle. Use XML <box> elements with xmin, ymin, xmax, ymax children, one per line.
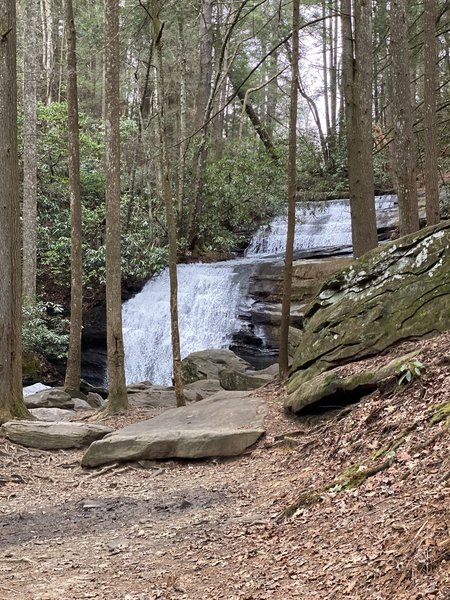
<box><xmin>82</xmin><ymin>391</ymin><xmax>267</xmax><ymax>467</ymax></box>
<box><xmin>1</xmin><ymin>421</ymin><xmax>112</xmax><ymax>450</ymax></box>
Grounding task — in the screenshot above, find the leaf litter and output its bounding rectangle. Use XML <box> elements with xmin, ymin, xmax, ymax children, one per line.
<box><xmin>1</xmin><ymin>332</ymin><xmax>450</xmax><ymax>599</ymax></box>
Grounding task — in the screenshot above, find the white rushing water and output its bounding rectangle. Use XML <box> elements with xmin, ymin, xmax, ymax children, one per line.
<box><xmin>245</xmin><ymin>195</ymin><xmax>398</xmax><ymax>256</ymax></box>
<box><xmin>122</xmin><ymin>196</ymin><xmax>398</xmax><ymax>385</ymax></box>
<box><xmin>122</xmin><ymin>260</ymin><xmax>254</xmax><ymax>385</ymax></box>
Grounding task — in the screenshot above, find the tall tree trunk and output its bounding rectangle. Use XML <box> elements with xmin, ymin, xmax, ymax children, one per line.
<box><xmin>151</xmin><ymin>1</ymin><xmax>185</xmax><ymax>407</ymax></box>
<box><xmin>390</xmin><ymin>0</ymin><xmax>419</xmax><ymax>235</ymax></box>
<box><xmin>177</xmin><ymin>17</ymin><xmax>187</xmax><ymax>232</ymax></box>
<box><xmin>279</xmin><ymin>0</ymin><xmax>299</xmax><ymax>380</ymax></box>
<box><xmin>64</xmin><ymin>0</ymin><xmax>83</xmax><ymax>393</ymax></box>
<box><xmin>22</xmin><ymin>0</ymin><xmax>38</xmax><ymax>305</ymax></box>
<box><xmin>342</xmin><ymin>0</ymin><xmax>378</xmax><ymax>258</ymax></box>
<box><xmin>0</xmin><ymin>0</ymin><xmax>30</xmax><ymax>423</ymax></box>
<box><xmin>41</xmin><ymin>0</ymin><xmax>54</xmax><ymax>104</ymax></box>
<box><xmin>423</xmin><ymin>0</ymin><xmax>440</xmax><ymax>225</ymax></box>
<box><xmin>187</xmin><ymin>0</ymin><xmax>214</xmax><ymax>247</ymax></box>
<box><xmin>104</xmin><ymin>0</ymin><xmax>128</xmax><ymax>412</ymax></box>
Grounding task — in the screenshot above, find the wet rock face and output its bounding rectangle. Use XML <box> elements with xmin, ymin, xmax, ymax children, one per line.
<box><xmin>287</xmin><ymin>222</ymin><xmax>450</xmax><ymax>407</ymax></box>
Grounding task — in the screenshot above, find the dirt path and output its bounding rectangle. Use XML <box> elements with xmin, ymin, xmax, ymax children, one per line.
<box><xmin>1</xmin><ymin>357</ymin><xmax>450</xmax><ymax>600</ymax></box>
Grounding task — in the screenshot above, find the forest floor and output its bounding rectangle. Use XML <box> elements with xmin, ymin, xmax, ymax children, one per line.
<box><xmin>1</xmin><ymin>334</ymin><xmax>450</xmax><ymax>600</ymax></box>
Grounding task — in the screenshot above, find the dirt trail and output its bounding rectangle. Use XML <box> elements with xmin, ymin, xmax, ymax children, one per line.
<box><xmin>1</xmin><ymin>334</ymin><xmax>450</xmax><ymax>600</ymax></box>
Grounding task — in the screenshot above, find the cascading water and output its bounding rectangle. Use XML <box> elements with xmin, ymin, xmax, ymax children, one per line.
<box><xmin>122</xmin><ymin>260</ymin><xmax>255</xmax><ymax>385</ymax></box>
<box><xmin>245</xmin><ymin>195</ymin><xmax>398</xmax><ymax>256</ymax></box>
<box><xmin>118</xmin><ymin>195</ymin><xmax>399</xmax><ymax>387</ymax></box>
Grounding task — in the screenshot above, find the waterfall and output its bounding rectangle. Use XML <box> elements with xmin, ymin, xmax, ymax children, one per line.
<box><xmin>122</xmin><ymin>260</ymin><xmax>253</xmax><ymax>385</ymax></box>
<box><xmin>245</xmin><ymin>195</ymin><xmax>398</xmax><ymax>256</ymax></box>
<box><xmin>119</xmin><ymin>195</ymin><xmax>398</xmax><ymax>387</ymax></box>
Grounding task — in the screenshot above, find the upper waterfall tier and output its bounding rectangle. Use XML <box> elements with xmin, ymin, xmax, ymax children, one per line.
<box><xmin>122</xmin><ymin>260</ymin><xmax>255</xmax><ymax>385</ymax></box>
<box><xmin>245</xmin><ymin>195</ymin><xmax>398</xmax><ymax>257</ymax></box>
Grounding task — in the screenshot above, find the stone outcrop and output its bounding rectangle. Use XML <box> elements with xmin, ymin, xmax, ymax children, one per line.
<box><xmin>82</xmin><ymin>391</ymin><xmax>267</xmax><ymax>467</ymax></box>
<box><xmin>1</xmin><ymin>421</ymin><xmax>112</xmax><ymax>450</ymax></box>
<box><xmin>285</xmin><ymin>352</ymin><xmax>418</xmax><ymax>413</ymax></box>
<box><xmin>287</xmin><ymin>222</ymin><xmax>450</xmax><ymax>411</ymax></box>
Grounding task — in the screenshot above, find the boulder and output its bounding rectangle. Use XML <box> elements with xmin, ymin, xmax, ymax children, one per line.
<box><xmin>82</xmin><ymin>391</ymin><xmax>267</xmax><ymax>467</ymax></box>
<box><xmin>183</xmin><ymin>378</ymin><xmax>223</xmax><ymax>403</ymax></box>
<box><xmin>1</xmin><ymin>421</ymin><xmax>112</xmax><ymax>450</ymax></box>
<box><xmin>23</xmin><ymin>383</ymin><xmax>51</xmax><ymax>397</ymax></box>
<box><xmin>127</xmin><ymin>384</ymin><xmax>177</xmax><ymax>409</ymax></box>
<box><xmin>73</xmin><ymin>398</ymin><xmax>94</xmax><ymax>411</ymax></box>
<box><xmin>24</xmin><ymin>388</ymin><xmax>75</xmax><ymax>410</ymax></box>
<box><xmin>287</xmin><ymin>222</ymin><xmax>450</xmax><ymax>403</ymax></box>
<box><xmin>29</xmin><ymin>408</ymin><xmax>75</xmax><ymax>422</ymax></box>
<box><xmin>219</xmin><ymin>369</ymin><xmax>274</xmax><ymax>391</ymax></box>
<box><xmin>86</xmin><ymin>392</ymin><xmax>105</xmax><ymax>408</ymax></box>
<box><xmin>181</xmin><ymin>349</ymin><xmax>251</xmax><ymax>385</ymax></box>
<box><xmin>285</xmin><ymin>352</ymin><xmax>418</xmax><ymax>413</ymax></box>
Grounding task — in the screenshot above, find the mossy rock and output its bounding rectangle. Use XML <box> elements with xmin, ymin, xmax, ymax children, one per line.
<box><xmin>288</xmin><ymin>222</ymin><xmax>450</xmax><ymax>399</ymax></box>
<box><xmin>285</xmin><ymin>352</ymin><xmax>418</xmax><ymax>413</ymax></box>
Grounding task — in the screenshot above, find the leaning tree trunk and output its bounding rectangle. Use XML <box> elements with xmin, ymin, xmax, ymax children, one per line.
<box><xmin>390</xmin><ymin>0</ymin><xmax>419</xmax><ymax>235</ymax></box>
<box><xmin>423</xmin><ymin>0</ymin><xmax>440</xmax><ymax>225</ymax></box>
<box><xmin>279</xmin><ymin>0</ymin><xmax>299</xmax><ymax>380</ymax></box>
<box><xmin>64</xmin><ymin>0</ymin><xmax>83</xmax><ymax>393</ymax></box>
<box><xmin>0</xmin><ymin>0</ymin><xmax>30</xmax><ymax>423</ymax></box>
<box><xmin>22</xmin><ymin>0</ymin><xmax>38</xmax><ymax>305</ymax></box>
<box><xmin>104</xmin><ymin>0</ymin><xmax>128</xmax><ymax>412</ymax></box>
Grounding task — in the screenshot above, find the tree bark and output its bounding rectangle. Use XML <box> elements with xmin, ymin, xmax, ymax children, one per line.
<box><xmin>0</xmin><ymin>0</ymin><xmax>30</xmax><ymax>423</ymax></box>
<box><xmin>22</xmin><ymin>0</ymin><xmax>38</xmax><ymax>305</ymax></box>
<box><xmin>151</xmin><ymin>2</ymin><xmax>185</xmax><ymax>407</ymax></box>
<box><xmin>423</xmin><ymin>0</ymin><xmax>440</xmax><ymax>225</ymax></box>
<box><xmin>104</xmin><ymin>0</ymin><xmax>128</xmax><ymax>412</ymax></box>
<box><xmin>64</xmin><ymin>0</ymin><xmax>83</xmax><ymax>393</ymax></box>
<box><xmin>341</xmin><ymin>0</ymin><xmax>378</xmax><ymax>258</ymax></box>
<box><xmin>390</xmin><ymin>0</ymin><xmax>419</xmax><ymax>235</ymax></box>
<box><xmin>279</xmin><ymin>0</ymin><xmax>299</xmax><ymax>380</ymax></box>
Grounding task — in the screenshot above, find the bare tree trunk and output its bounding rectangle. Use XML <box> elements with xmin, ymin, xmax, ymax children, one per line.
<box><xmin>0</xmin><ymin>0</ymin><xmax>30</xmax><ymax>423</ymax></box>
<box><xmin>423</xmin><ymin>0</ymin><xmax>440</xmax><ymax>225</ymax></box>
<box><xmin>104</xmin><ymin>0</ymin><xmax>128</xmax><ymax>412</ymax></box>
<box><xmin>22</xmin><ymin>0</ymin><xmax>38</xmax><ymax>305</ymax></box>
<box><xmin>279</xmin><ymin>0</ymin><xmax>299</xmax><ymax>380</ymax></box>
<box><xmin>41</xmin><ymin>0</ymin><xmax>54</xmax><ymax>104</ymax></box>
<box><xmin>390</xmin><ymin>0</ymin><xmax>419</xmax><ymax>235</ymax></box>
<box><xmin>151</xmin><ymin>2</ymin><xmax>185</xmax><ymax>407</ymax></box>
<box><xmin>64</xmin><ymin>0</ymin><xmax>83</xmax><ymax>393</ymax></box>
<box><xmin>177</xmin><ymin>17</ymin><xmax>187</xmax><ymax>232</ymax></box>
<box><xmin>342</xmin><ymin>0</ymin><xmax>378</xmax><ymax>258</ymax></box>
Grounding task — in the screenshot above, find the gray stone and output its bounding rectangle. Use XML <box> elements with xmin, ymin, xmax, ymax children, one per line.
<box><xmin>86</xmin><ymin>392</ymin><xmax>105</xmax><ymax>408</ymax></box>
<box><xmin>219</xmin><ymin>369</ymin><xmax>274</xmax><ymax>391</ymax></box>
<box><xmin>183</xmin><ymin>379</ymin><xmax>223</xmax><ymax>402</ymax></box>
<box><xmin>82</xmin><ymin>391</ymin><xmax>267</xmax><ymax>467</ymax></box>
<box><xmin>23</xmin><ymin>383</ymin><xmax>51</xmax><ymax>397</ymax></box>
<box><xmin>181</xmin><ymin>349</ymin><xmax>251</xmax><ymax>385</ymax></box>
<box><xmin>288</xmin><ymin>222</ymin><xmax>450</xmax><ymax>402</ymax></box>
<box><xmin>24</xmin><ymin>388</ymin><xmax>75</xmax><ymax>410</ymax></box>
<box><xmin>73</xmin><ymin>398</ymin><xmax>94</xmax><ymax>411</ymax></box>
<box><xmin>128</xmin><ymin>385</ymin><xmax>177</xmax><ymax>408</ymax></box>
<box><xmin>1</xmin><ymin>421</ymin><xmax>112</xmax><ymax>450</ymax></box>
<box><xmin>29</xmin><ymin>408</ymin><xmax>75</xmax><ymax>422</ymax></box>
